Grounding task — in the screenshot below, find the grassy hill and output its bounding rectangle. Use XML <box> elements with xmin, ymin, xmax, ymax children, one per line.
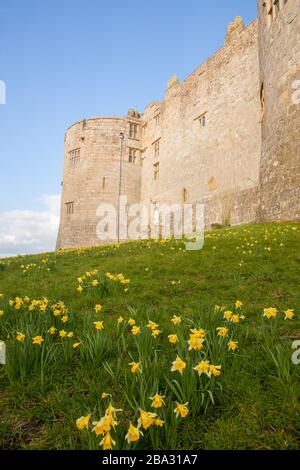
<box><xmin>0</xmin><ymin>222</ymin><xmax>299</xmax><ymax>450</ymax></box>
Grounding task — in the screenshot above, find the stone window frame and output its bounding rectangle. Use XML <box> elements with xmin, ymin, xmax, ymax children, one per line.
<box><xmin>128</xmin><ymin>147</ymin><xmax>138</xmax><ymax>164</ymax></box>
<box><xmin>153</xmin><ymin>162</ymin><xmax>160</xmax><ymax>181</ymax></box>
<box><xmin>69</xmin><ymin>148</ymin><xmax>81</xmax><ymax>167</ymax></box>
<box><xmin>265</xmin><ymin>0</ymin><xmax>288</xmax><ymax>27</ymax></box>
<box><xmin>129</xmin><ymin>122</ymin><xmax>139</xmax><ymax>140</ymax></box>
<box><xmin>194</xmin><ymin>112</ymin><xmax>207</xmax><ymax>128</ymax></box>
<box><xmin>154</xmin><ymin>113</ymin><xmax>161</xmax><ymax>126</ymax></box>
<box><xmin>66</xmin><ymin>202</ymin><xmax>74</xmax><ymax>215</ymax></box>
<box><xmin>142</xmin><ymin>123</ymin><xmax>148</xmax><ymax>135</ymax></box>
<box><xmin>153</xmin><ymin>138</ymin><xmax>160</xmax><ymax>159</ymax></box>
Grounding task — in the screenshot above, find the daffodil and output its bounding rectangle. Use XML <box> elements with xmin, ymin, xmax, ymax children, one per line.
<box><xmin>94</xmin><ymin>321</ymin><xmax>104</xmax><ymax>330</ymax></box>
<box><xmin>224</xmin><ymin>310</ymin><xmax>233</xmax><ymax>321</ymax></box>
<box><xmin>217</xmin><ymin>327</ymin><xmax>229</xmax><ymax>337</ymax></box>
<box><xmin>92</xmin><ymin>280</ymin><xmax>99</xmax><ymax>287</ymax></box>
<box><xmin>190</xmin><ymin>328</ymin><xmax>206</xmax><ymax>338</ymax></box>
<box><xmin>59</xmin><ymin>330</ymin><xmax>67</xmax><ymax>338</ymax></box>
<box><xmin>193</xmin><ymin>360</ymin><xmax>211</xmax><ymax>377</ymax></box>
<box><xmin>263</xmin><ymin>307</ymin><xmax>278</xmax><ymax>319</ymax></box>
<box><xmin>117</xmin><ymin>316</ymin><xmax>124</xmax><ymax>324</ymax></box>
<box><xmin>131</xmin><ymin>325</ymin><xmax>141</xmax><ymax>336</ymax></box>
<box><xmin>0</xmin><ymin>310</ymin><xmax>4</xmax><ymax>317</ymax></box>
<box><xmin>174</xmin><ymin>402</ymin><xmax>189</xmax><ymax>418</ymax></box>
<box><xmin>171</xmin><ymin>315</ymin><xmax>182</xmax><ymax>326</ymax></box>
<box><xmin>128</xmin><ymin>318</ymin><xmax>136</xmax><ymax>326</ymax></box>
<box><xmin>210</xmin><ymin>364</ymin><xmax>222</xmax><ymax>377</ymax></box>
<box><xmin>150</xmin><ymin>393</ymin><xmax>165</xmax><ymax>409</ymax></box>
<box><xmin>101</xmin><ymin>392</ymin><xmax>109</xmax><ymax>399</ymax></box>
<box><xmin>231</xmin><ymin>314</ymin><xmax>240</xmax><ymax>324</ymax></box>
<box><xmin>73</xmin><ymin>342</ymin><xmax>81</xmax><ymax>349</ymax></box>
<box><xmin>61</xmin><ymin>315</ymin><xmax>69</xmax><ymax>323</ymax></box>
<box><xmin>138</xmin><ymin>409</ymin><xmax>157</xmax><ymax>430</ymax></box>
<box><xmin>125</xmin><ymin>422</ymin><xmax>141</xmax><ymax>443</ymax></box>
<box><xmin>95</xmin><ymin>304</ymin><xmax>102</xmax><ymax>313</ymax></box>
<box><xmin>76</xmin><ymin>415</ymin><xmax>91</xmax><ymax>430</ymax></box>
<box><xmin>168</xmin><ymin>334</ymin><xmax>179</xmax><ymax>344</ymax></box>
<box><xmin>129</xmin><ymin>362</ymin><xmax>140</xmax><ymax>374</ymax></box>
<box><xmin>32</xmin><ymin>336</ymin><xmax>43</xmax><ymax>346</ymax></box>
<box><xmin>100</xmin><ymin>432</ymin><xmax>115</xmax><ymax>450</ymax></box>
<box><xmin>16</xmin><ymin>332</ymin><xmax>26</xmax><ymax>342</ymax></box>
<box><xmin>171</xmin><ymin>356</ymin><xmax>186</xmax><ymax>375</ymax></box>
<box><xmin>77</xmin><ymin>286</ymin><xmax>83</xmax><ymax>293</ymax></box>
<box><xmin>151</xmin><ymin>329</ymin><xmax>161</xmax><ymax>338</ymax></box>
<box><xmin>228</xmin><ymin>340</ymin><xmax>238</xmax><ymax>352</ymax></box>
<box><xmin>92</xmin><ymin>416</ymin><xmax>112</xmax><ymax>436</ymax></box>
<box><xmin>147</xmin><ymin>321</ymin><xmax>159</xmax><ymax>330</ymax></box>
<box><xmin>284</xmin><ymin>309</ymin><xmax>295</xmax><ymax>320</ymax></box>
<box><xmin>154</xmin><ymin>418</ymin><xmax>164</xmax><ymax>427</ymax></box>
<box><xmin>235</xmin><ymin>300</ymin><xmax>243</xmax><ymax>309</ymax></box>
<box><xmin>188</xmin><ymin>335</ymin><xmax>204</xmax><ymax>351</ymax></box>
<box><xmin>67</xmin><ymin>332</ymin><xmax>74</xmax><ymax>338</ymax></box>
<box><xmin>48</xmin><ymin>327</ymin><xmax>57</xmax><ymax>335</ymax></box>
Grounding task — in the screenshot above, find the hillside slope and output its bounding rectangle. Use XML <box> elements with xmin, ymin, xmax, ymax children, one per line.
<box><xmin>0</xmin><ymin>223</ymin><xmax>299</xmax><ymax>450</ymax></box>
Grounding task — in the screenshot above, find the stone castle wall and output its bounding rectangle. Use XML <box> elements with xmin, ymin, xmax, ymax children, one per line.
<box><xmin>258</xmin><ymin>0</ymin><xmax>300</xmax><ymax>222</ymax></box>
<box><xmin>56</xmin><ymin>0</ymin><xmax>300</xmax><ymax>249</ymax></box>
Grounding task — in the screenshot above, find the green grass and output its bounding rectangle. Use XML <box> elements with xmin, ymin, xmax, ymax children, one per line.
<box><xmin>0</xmin><ymin>222</ymin><xmax>300</xmax><ymax>450</ymax></box>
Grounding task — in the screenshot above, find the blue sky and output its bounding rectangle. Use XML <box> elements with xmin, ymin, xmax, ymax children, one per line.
<box><xmin>0</xmin><ymin>0</ymin><xmax>257</xmax><ymax>255</ymax></box>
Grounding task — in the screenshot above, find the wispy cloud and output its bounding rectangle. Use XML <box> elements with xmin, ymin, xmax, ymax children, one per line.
<box><xmin>0</xmin><ymin>195</ymin><xmax>61</xmax><ymax>258</ymax></box>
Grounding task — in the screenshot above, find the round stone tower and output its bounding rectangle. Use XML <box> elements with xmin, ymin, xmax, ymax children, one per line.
<box><xmin>56</xmin><ymin>112</ymin><xmax>142</xmax><ymax>249</ymax></box>
<box><xmin>257</xmin><ymin>0</ymin><xmax>300</xmax><ymax>221</ymax></box>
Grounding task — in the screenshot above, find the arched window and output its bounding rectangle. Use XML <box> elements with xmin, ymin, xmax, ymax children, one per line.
<box><xmin>260</xmin><ymin>83</ymin><xmax>265</xmax><ymax>117</ymax></box>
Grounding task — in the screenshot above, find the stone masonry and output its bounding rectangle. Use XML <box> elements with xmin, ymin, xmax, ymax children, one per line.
<box><xmin>56</xmin><ymin>1</ymin><xmax>300</xmax><ymax>249</ymax></box>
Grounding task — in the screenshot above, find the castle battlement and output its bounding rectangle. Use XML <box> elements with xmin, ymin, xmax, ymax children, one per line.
<box><xmin>57</xmin><ymin>1</ymin><xmax>300</xmax><ymax>249</ymax></box>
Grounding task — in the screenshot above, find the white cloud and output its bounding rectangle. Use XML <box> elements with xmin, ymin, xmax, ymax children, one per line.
<box><xmin>0</xmin><ymin>195</ymin><xmax>61</xmax><ymax>258</ymax></box>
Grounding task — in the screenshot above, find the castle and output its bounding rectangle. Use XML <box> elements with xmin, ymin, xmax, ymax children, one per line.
<box><xmin>56</xmin><ymin>0</ymin><xmax>300</xmax><ymax>249</ymax></box>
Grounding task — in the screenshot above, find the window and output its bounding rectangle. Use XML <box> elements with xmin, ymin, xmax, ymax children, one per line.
<box><xmin>66</xmin><ymin>202</ymin><xmax>74</xmax><ymax>215</ymax></box>
<box><xmin>182</xmin><ymin>188</ymin><xmax>188</xmax><ymax>203</ymax></box>
<box><xmin>153</xmin><ymin>139</ymin><xmax>160</xmax><ymax>159</ymax></box>
<box><xmin>197</xmin><ymin>113</ymin><xmax>206</xmax><ymax>127</ymax></box>
<box><xmin>154</xmin><ymin>114</ymin><xmax>160</xmax><ymax>126</ymax></box>
<box><xmin>102</xmin><ymin>177</ymin><xmax>106</xmax><ymax>190</ymax></box>
<box><xmin>129</xmin><ymin>123</ymin><xmax>138</xmax><ymax>139</ymax></box>
<box><xmin>129</xmin><ymin>148</ymin><xmax>137</xmax><ymax>163</ymax></box>
<box><xmin>142</xmin><ymin>123</ymin><xmax>148</xmax><ymax>135</ymax></box>
<box><xmin>69</xmin><ymin>148</ymin><xmax>80</xmax><ymax>166</ymax></box>
<box><xmin>266</xmin><ymin>0</ymin><xmax>288</xmax><ymax>27</ymax></box>
<box><xmin>154</xmin><ymin>162</ymin><xmax>160</xmax><ymax>181</ymax></box>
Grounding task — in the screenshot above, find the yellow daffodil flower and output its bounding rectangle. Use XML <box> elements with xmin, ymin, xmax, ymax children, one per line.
<box><xmin>188</xmin><ymin>335</ymin><xmax>204</xmax><ymax>351</ymax></box>
<box><xmin>284</xmin><ymin>309</ymin><xmax>295</xmax><ymax>320</ymax></box>
<box><xmin>100</xmin><ymin>432</ymin><xmax>115</xmax><ymax>450</ymax></box>
<box><xmin>76</xmin><ymin>415</ymin><xmax>91</xmax><ymax>431</ymax></box>
<box><xmin>210</xmin><ymin>364</ymin><xmax>222</xmax><ymax>377</ymax></box>
<box><xmin>217</xmin><ymin>327</ymin><xmax>229</xmax><ymax>337</ymax></box>
<box><xmin>125</xmin><ymin>422</ymin><xmax>141</xmax><ymax>443</ymax></box>
<box><xmin>155</xmin><ymin>418</ymin><xmax>164</xmax><ymax>427</ymax></box>
<box><xmin>171</xmin><ymin>315</ymin><xmax>182</xmax><ymax>326</ymax></box>
<box><xmin>48</xmin><ymin>327</ymin><xmax>57</xmax><ymax>335</ymax></box>
<box><xmin>263</xmin><ymin>307</ymin><xmax>278</xmax><ymax>319</ymax></box>
<box><xmin>95</xmin><ymin>304</ymin><xmax>103</xmax><ymax>313</ymax></box>
<box><xmin>171</xmin><ymin>356</ymin><xmax>186</xmax><ymax>375</ymax></box>
<box><xmin>150</xmin><ymin>393</ymin><xmax>165</xmax><ymax>409</ymax></box>
<box><xmin>128</xmin><ymin>318</ymin><xmax>136</xmax><ymax>326</ymax></box>
<box><xmin>228</xmin><ymin>340</ymin><xmax>238</xmax><ymax>352</ymax></box>
<box><xmin>73</xmin><ymin>342</ymin><xmax>81</xmax><ymax>349</ymax></box>
<box><xmin>235</xmin><ymin>300</ymin><xmax>243</xmax><ymax>309</ymax></box>
<box><xmin>131</xmin><ymin>325</ymin><xmax>141</xmax><ymax>336</ymax></box>
<box><xmin>138</xmin><ymin>409</ymin><xmax>157</xmax><ymax>430</ymax></box>
<box><xmin>168</xmin><ymin>334</ymin><xmax>179</xmax><ymax>344</ymax></box>
<box><xmin>16</xmin><ymin>332</ymin><xmax>26</xmax><ymax>342</ymax></box>
<box><xmin>129</xmin><ymin>362</ymin><xmax>140</xmax><ymax>374</ymax></box>
<box><xmin>117</xmin><ymin>316</ymin><xmax>124</xmax><ymax>324</ymax></box>
<box><xmin>59</xmin><ymin>330</ymin><xmax>67</xmax><ymax>338</ymax></box>
<box><xmin>94</xmin><ymin>321</ymin><xmax>104</xmax><ymax>331</ymax></box>
<box><xmin>32</xmin><ymin>336</ymin><xmax>44</xmax><ymax>346</ymax></box>
<box><xmin>224</xmin><ymin>311</ymin><xmax>233</xmax><ymax>321</ymax></box>
<box><xmin>174</xmin><ymin>402</ymin><xmax>189</xmax><ymax>418</ymax></box>
<box><xmin>193</xmin><ymin>360</ymin><xmax>211</xmax><ymax>377</ymax></box>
